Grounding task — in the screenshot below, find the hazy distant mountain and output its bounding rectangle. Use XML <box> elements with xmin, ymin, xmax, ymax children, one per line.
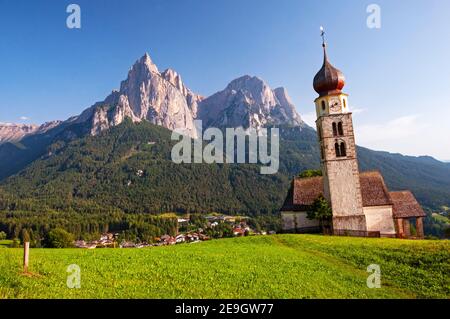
<box><xmin>198</xmin><ymin>75</ymin><xmax>304</xmax><ymax>130</ymax></box>
<box><xmin>0</xmin><ymin>121</ymin><xmax>60</xmax><ymax>144</ymax></box>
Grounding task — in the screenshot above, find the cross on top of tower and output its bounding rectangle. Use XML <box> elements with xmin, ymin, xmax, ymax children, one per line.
<box><xmin>320</xmin><ymin>26</ymin><xmax>326</xmax><ymax>48</ymax></box>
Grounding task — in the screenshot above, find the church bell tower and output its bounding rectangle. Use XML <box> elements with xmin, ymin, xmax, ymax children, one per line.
<box><xmin>313</xmin><ymin>29</ymin><xmax>367</xmax><ymax>233</ymax></box>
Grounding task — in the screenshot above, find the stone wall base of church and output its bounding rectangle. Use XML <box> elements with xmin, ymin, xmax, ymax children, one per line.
<box><xmin>332</xmin><ymin>214</ymin><xmax>367</xmax><ymax>232</ymax></box>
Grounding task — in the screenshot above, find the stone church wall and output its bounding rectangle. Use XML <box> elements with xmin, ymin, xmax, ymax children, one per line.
<box><xmin>281</xmin><ymin>212</ymin><xmax>320</xmax><ymax>233</ymax></box>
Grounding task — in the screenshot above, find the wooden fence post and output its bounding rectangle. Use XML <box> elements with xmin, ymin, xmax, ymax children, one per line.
<box><xmin>23</xmin><ymin>242</ymin><xmax>30</xmax><ymax>273</ymax></box>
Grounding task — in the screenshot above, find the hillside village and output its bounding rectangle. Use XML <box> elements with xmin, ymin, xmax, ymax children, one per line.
<box><xmin>74</xmin><ymin>215</ymin><xmax>273</xmax><ymax>249</ymax></box>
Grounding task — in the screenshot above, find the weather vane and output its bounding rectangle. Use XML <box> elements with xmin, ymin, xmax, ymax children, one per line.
<box><xmin>320</xmin><ymin>26</ymin><xmax>326</xmax><ymax>47</ymax></box>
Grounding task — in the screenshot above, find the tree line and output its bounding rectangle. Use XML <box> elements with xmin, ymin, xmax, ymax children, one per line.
<box><xmin>0</xmin><ymin>210</ymin><xmax>177</xmax><ymax>248</ymax></box>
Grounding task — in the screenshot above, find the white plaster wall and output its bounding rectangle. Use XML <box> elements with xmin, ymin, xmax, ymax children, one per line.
<box><xmin>363</xmin><ymin>206</ymin><xmax>396</xmax><ymax>236</ymax></box>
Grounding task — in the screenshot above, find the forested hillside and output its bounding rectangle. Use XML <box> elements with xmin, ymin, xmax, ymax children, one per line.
<box><xmin>1</xmin><ymin>120</ymin><xmax>449</xmax><ymax>215</ymax></box>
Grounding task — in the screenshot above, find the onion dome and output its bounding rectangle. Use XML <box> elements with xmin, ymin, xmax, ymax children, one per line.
<box><xmin>313</xmin><ymin>44</ymin><xmax>345</xmax><ymax>96</ymax></box>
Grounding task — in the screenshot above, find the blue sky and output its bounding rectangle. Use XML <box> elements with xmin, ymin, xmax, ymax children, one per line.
<box><xmin>1</xmin><ymin>0</ymin><xmax>449</xmax><ymax>160</ymax></box>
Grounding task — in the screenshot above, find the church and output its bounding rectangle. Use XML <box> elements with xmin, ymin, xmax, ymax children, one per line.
<box><xmin>281</xmin><ymin>35</ymin><xmax>426</xmax><ymax>239</ymax></box>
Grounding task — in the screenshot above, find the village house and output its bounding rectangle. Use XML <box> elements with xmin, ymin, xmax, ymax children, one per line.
<box><xmin>74</xmin><ymin>233</ymin><xmax>118</xmax><ymax>249</ymax></box>
<box><xmin>120</xmin><ymin>241</ymin><xmax>136</xmax><ymax>248</ymax></box>
<box><xmin>160</xmin><ymin>235</ymin><xmax>177</xmax><ymax>245</ymax></box>
<box><xmin>176</xmin><ymin>234</ymin><xmax>186</xmax><ymax>243</ymax></box>
<box><xmin>281</xmin><ymin>35</ymin><xmax>425</xmax><ymax>239</ymax></box>
<box><xmin>233</xmin><ymin>227</ymin><xmax>246</xmax><ymax>237</ymax></box>
<box><xmin>177</xmin><ymin>218</ymin><xmax>189</xmax><ymax>225</ymax></box>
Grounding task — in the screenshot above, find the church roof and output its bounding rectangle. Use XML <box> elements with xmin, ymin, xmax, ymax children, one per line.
<box><xmin>359</xmin><ymin>171</ymin><xmax>393</xmax><ymax>207</ymax></box>
<box><xmin>281</xmin><ymin>171</ymin><xmax>405</xmax><ymax>211</ymax></box>
<box><xmin>390</xmin><ymin>191</ymin><xmax>426</xmax><ymax>218</ymax></box>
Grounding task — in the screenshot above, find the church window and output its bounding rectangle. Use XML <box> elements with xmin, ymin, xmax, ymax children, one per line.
<box><xmin>321</xmin><ymin>100</ymin><xmax>326</xmax><ymax>111</ymax></box>
<box><xmin>343</xmin><ymin>99</ymin><xmax>347</xmax><ymax>108</ymax></box>
<box><xmin>335</xmin><ymin>141</ymin><xmax>347</xmax><ymax>158</ymax></box>
<box><xmin>335</xmin><ymin>142</ymin><xmax>340</xmax><ymax>157</ymax></box>
<box><xmin>338</xmin><ymin>122</ymin><xmax>344</xmax><ymax>136</ymax></box>
<box><xmin>332</xmin><ymin>122</ymin><xmax>338</xmax><ymax>136</ymax></box>
<box><xmin>340</xmin><ymin>142</ymin><xmax>347</xmax><ymax>157</ymax></box>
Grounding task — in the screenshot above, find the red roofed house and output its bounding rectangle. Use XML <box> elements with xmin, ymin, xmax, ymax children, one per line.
<box><xmin>281</xmin><ymin>35</ymin><xmax>425</xmax><ymax>239</ymax></box>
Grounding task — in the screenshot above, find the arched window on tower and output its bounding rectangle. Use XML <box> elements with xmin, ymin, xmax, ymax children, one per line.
<box><xmin>343</xmin><ymin>99</ymin><xmax>347</xmax><ymax>109</ymax></box>
<box><xmin>332</xmin><ymin>122</ymin><xmax>338</xmax><ymax>137</ymax></box>
<box><xmin>335</xmin><ymin>142</ymin><xmax>340</xmax><ymax>157</ymax></box>
<box><xmin>340</xmin><ymin>142</ymin><xmax>347</xmax><ymax>157</ymax></box>
<box><xmin>338</xmin><ymin>122</ymin><xmax>344</xmax><ymax>136</ymax></box>
<box><xmin>321</xmin><ymin>100</ymin><xmax>326</xmax><ymax>111</ymax></box>
<box><xmin>335</xmin><ymin>141</ymin><xmax>347</xmax><ymax>158</ymax></box>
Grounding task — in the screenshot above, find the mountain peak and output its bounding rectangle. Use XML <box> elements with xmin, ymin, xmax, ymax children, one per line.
<box><xmin>162</xmin><ymin>68</ymin><xmax>178</xmax><ymax>77</ymax></box>
<box><xmin>75</xmin><ymin>53</ymin><xmax>199</xmax><ymax>138</ymax></box>
<box><xmin>161</xmin><ymin>68</ymin><xmax>183</xmax><ymax>91</ymax></box>
<box><xmin>0</xmin><ymin>121</ymin><xmax>61</xmax><ymax>144</ymax></box>
<box><xmin>134</xmin><ymin>52</ymin><xmax>159</xmax><ymax>75</ymax></box>
<box><xmin>198</xmin><ymin>75</ymin><xmax>304</xmax><ymax>130</ymax></box>
<box><xmin>226</xmin><ymin>75</ymin><xmax>265</xmax><ymax>90</ymax></box>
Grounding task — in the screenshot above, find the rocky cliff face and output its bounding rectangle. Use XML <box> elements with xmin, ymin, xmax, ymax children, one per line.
<box><xmin>197</xmin><ymin>75</ymin><xmax>303</xmax><ymax>130</ymax></box>
<box><xmin>74</xmin><ymin>54</ymin><xmax>303</xmax><ymax>138</ymax></box>
<box><xmin>161</xmin><ymin>68</ymin><xmax>204</xmax><ymax>118</ymax></box>
<box><xmin>0</xmin><ymin>121</ymin><xmax>61</xmax><ymax>144</ymax></box>
<box><xmin>0</xmin><ymin>123</ymin><xmax>38</xmax><ymax>144</ymax></box>
<box><xmin>74</xmin><ymin>53</ymin><xmax>200</xmax><ymax>138</ymax></box>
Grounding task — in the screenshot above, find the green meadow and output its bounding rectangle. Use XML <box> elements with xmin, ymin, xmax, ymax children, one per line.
<box><xmin>0</xmin><ymin>235</ymin><xmax>448</xmax><ymax>299</ymax></box>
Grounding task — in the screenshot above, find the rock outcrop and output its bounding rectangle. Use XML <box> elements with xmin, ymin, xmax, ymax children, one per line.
<box><xmin>0</xmin><ymin>121</ymin><xmax>61</xmax><ymax>144</ymax></box>
<box><xmin>197</xmin><ymin>75</ymin><xmax>304</xmax><ymax>130</ymax></box>
<box><xmin>74</xmin><ymin>53</ymin><xmax>199</xmax><ymax>138</ymax></box>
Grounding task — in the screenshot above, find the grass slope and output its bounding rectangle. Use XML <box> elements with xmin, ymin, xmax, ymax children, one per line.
<box><xmin>0</xmin><ymin>235</ymin><xmax>448</xmax><ymax>299</ymax></box>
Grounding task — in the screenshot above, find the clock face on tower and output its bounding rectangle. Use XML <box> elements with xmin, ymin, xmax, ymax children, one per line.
<box><xmin>329</xmin><ymin>98</ymin><xmax>342</xmax><ymax>113</ymax></box>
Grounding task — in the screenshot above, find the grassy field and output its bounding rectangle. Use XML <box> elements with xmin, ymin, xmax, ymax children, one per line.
<box><xmin>0</xmin><ymin>235</ymin><xmax>448</xmax><ymax>299</ymax></box>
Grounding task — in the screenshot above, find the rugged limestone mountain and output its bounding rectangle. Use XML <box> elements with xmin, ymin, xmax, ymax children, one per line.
<box><xmin>197</xmin><ymin>75</ymin><xmax>304</xmax><ymax>130</ymax></box>
<box><xmin>0</xmin><ymin>54</ymin><xmax>306</xmax><ymax>180</ymax></box>
<box><xmin>73</xmin><ymin>53</ymin><xmax>199</xmax><ymax>138</ymax></box>
<box><xmin>0</xmin><ymin>121</ymin><xmax>61</xmax><ymax>144</ymax></box>
<box><xmin>0</xmin><ymin>123</ymin><xmax>38</xmax><ymax>144</ymax></box>
<box><xmin>161</xmin><ymin>68</ymin><xmax>204</xmax><ymax>118</ymax></box>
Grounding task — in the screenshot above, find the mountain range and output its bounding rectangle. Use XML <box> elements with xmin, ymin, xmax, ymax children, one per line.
<box><xmin>0</xmin><ymin>121</ymin><xmax>60</xmax><ymax>144</ymax></box>
<box><xmin>0</xmin><ymin>53</ymin><xmax>449</xmax><ymax>220</ymax></box>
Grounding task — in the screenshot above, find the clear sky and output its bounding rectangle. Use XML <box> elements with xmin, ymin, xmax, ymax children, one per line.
<box><xmin>1</xmin><ymin>0</ymin><xmax>449</xmax><ymax>160</ymax></box>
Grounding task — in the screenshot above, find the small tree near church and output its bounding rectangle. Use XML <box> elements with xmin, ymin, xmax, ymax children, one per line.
<box><xmin>307</xmin><ymin>195</ymin><xmax>333</xmax><ymax>234</ymax></box>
